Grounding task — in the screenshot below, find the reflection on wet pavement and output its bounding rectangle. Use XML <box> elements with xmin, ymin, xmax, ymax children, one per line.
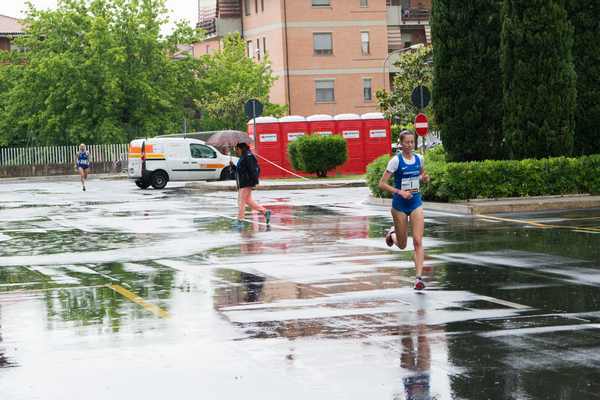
<box><xmin>0</xmin><ymin>180</ymin><xmax>599</xmax><ymax>399</ymax></box>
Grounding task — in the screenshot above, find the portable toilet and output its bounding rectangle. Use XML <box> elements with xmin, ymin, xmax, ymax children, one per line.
<box><xmin>247</xmin><ymin>116</ymin><xmax>283</xmax><ymax>178</ymax></box>
<box><xmin>307</xmin><ymin>114</ymin><xmax>335</xmax><ymax>136</ymax></box>
<box><xmin>279</xmin><ymin>115</ymin><xmax>309</xmax><ymax>176</ymax></box>
<box><xmin>334</xmin><ymin>113</ymin><xmax>365</xmax><ymax>174</ymax></box>
<box><xmin>361</xmin><ymin>112</ymin><xmax>391</xmax><ymax>164</ymax></box>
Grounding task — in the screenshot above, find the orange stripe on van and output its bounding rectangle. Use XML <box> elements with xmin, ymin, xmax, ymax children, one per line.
<box><xmin>128</xmin><ymin>152</ymin><xmax>164</xmax><ymax>159</ymax></box>
<box><xmin>206</xmin><ymin>163</ymin><xmax>225</xmax><ymax>169</ymax></box>
<box><xmin>145</xmin><ymin>153</ymin><xmax>165</xmax><ymax>159</ymax></box>
<box><xmin>128</xmin><ymin>144</ymin><xmax>154</xmax><ymax>153</ymax></box>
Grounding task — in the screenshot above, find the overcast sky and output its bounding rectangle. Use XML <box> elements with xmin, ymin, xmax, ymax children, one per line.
<box><xmin>0</xmin><ymin>0</ymin><xmax>197</xmax><ymax>34</ymax></box>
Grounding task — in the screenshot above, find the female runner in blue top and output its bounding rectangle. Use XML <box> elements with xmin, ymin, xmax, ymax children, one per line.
<box><xmin>76</xmin><ymin>143</ymin><xmax>90</xmax><ymax>191</ymax></box>
<box><xmin>378</xmin><ymin>131</ymin><xmax>430</xmax><ymax>290</ymax></box>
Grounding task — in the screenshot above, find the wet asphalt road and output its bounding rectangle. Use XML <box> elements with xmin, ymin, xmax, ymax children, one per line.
<box><xmin>0</xmin><ymin>179</ymin><xmax>599</xmax><ymax>400</ymax></box>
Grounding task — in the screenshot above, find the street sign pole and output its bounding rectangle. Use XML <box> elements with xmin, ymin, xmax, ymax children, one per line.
<box><xmin>421</xmin><ymin>87</ymin><xmax>427</xmax><ymax>154</ymax></box>
<box><xmin>412</xmin><ymin>85</ymin><xmax>431</xmax><ymax>155</ymax></box>
<box><xmin>253</xmin><ymin>102</ymin><xmax>257</xmax><ymax>148</ymax></box>
<box><xmin>414</xmin><ymin>112</ymin><xmax>429</xmax><ymax>155</ymax></box>
<box><xmin>245</xmin><ymin>99</ymin><xmax>263</xmax><ymax>149</ymax></box>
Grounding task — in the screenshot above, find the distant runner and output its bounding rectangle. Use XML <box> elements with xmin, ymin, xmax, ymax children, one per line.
<box><xmin>232</xmin><ymin>142</ymin><xmax>271</xmax><ymax>226</ymax></box>
<box><xmin>76</xmin><ymin>143</ymin><xmax>90</xmax><ymax>191</ymax></box>
<box><xmin>378</xmin><ymin>130</ymin><xmax>429</xmax><ymax>290</ymax></box>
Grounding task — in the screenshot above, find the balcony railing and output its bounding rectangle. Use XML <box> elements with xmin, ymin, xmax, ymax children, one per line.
<box><xmin>198</xmin><ymin>7</ymin><xmax>217</xmax><ymax>35</ymax></box>
<box><xmin>403</xmin><ymin>8</ymin><xmax>430</xmax><ymax>20</ymax></box>
<box><xmin>387</xmin><ymin>6</ymin><xmax>430</xmax><ymax>26</ymax></box>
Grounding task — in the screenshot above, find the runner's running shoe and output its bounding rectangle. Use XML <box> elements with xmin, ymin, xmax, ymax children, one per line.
<box><xmin>385</xmin><ymin>228</ymin><xmax>395</xmax><ymax>247</ymax></box>
<box><xmin>414</xmin><ymin>278</ymin><xmax>426</xmax><ymax>291</ymax></box>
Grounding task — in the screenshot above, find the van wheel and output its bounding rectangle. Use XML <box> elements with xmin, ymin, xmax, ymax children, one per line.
<box><xmin>135</xmin><ymin>179</ymin><xmax>150</xmax><ymax>189</ymax></box>
<box><xmin>219</xmin><ymin>167</ymin><xmax>235</xmax><ymax>181</ymax></box>
<box><xmin>151</xmin><ymin>171</ymin><xmax>168</xmax><ymax>189</ymax></box>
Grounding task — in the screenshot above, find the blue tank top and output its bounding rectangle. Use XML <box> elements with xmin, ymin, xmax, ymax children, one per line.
<box><xmin>394</xmin><ymin>153</ymin><xmax>422</xmax><ymax>193</ymax></box>
<box><xmin>77</xmin><ymin>151</ymin><xmax>89</xmax><ymax>166</ymax></box>
<box><xmin>391</xmin><ymin>153</ymin><xmax>423</xmax><ymax>213</ymax></box>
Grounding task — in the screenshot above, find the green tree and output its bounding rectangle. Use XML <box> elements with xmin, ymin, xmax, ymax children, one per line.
<box><xmin>0</xmin><ymin>0</ymin><xmax>203</xmax><ymax>146</ymax></box>
<box><xmin>566</xmin><ymin>0</ymin><xmax>600</xmax><ymax>155</ymax></box>
<box><xmin>431</xmin><ymin>0</ymin><xmax>504</xmax><ymax>162</ymax></box>
<box><xmin>501</xmin><ymin>0</ymin><xmax>576</xmax><ymax>159</ymax></box>
<box><xmin>377</xmin><ymin>45</ymin><xmax>433</xmax><ymax>134</ymax></box>
<box><xmin>195</xmin><ymin>33</ymin><xmax>283</xmax><ymax>132</ymax></box>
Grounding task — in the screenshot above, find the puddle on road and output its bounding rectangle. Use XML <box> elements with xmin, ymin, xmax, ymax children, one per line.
<box><xmin>0</xmin><ymin>182</ymin><xmax>599</xmax><ymax>399</ymax></box>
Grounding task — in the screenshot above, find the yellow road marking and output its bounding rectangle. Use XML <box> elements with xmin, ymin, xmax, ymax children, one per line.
<box><xmin>108</xmin><ymin>284</ymin><xmax>170</xmax><ymax>319</ymax></box>
<box><xmin>477</xmin><ymin>214</ymin><xmax>600</xmax><ymax>233</ymax></box>
<box><xmin>561</xmin><ymin>216</ymin><xmax>600</xmax><ymax>221</ymax></box>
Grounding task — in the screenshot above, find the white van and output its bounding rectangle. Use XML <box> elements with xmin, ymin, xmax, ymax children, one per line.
<box><xmin>128</xmin><ymin>137</ymin><xmax>238</xmax><ymax>189</ymax></box>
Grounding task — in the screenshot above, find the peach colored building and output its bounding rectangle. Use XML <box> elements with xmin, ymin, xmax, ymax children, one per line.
<box><xmin>0</xmin><ymin>15</ymin><xmax>24</xmax><ymax>52</ymax></box>
<box><xmin>195</xmin><ymin>0</ymin><xmax>431</xmax><ymax>116</ymax></box>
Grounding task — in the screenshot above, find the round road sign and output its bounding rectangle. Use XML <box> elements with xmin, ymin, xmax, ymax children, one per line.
<box><xmin>415</xmin><ymin>113</ymin><xmax>429</xmax><ymax>137</ymax></box>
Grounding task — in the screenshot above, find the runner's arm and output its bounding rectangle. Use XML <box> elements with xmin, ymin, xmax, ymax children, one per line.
<box><xmin>419</xmin><ymin>155</ymin><xmax>429</xmax><ymax>183</ymax></box>
<box><xmin>420</xmin><ymin>167</ymin><xmax>429</xmax><ymax>183</ymax></box>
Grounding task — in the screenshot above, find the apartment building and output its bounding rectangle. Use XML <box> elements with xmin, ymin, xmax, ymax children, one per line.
<box><xmin>0</xmin><ymin>15</ymin><xmax>24</xmax><ymax>52</ymax></box>
<box><xmin>195</xmin><ymin>0</ymin><xmax>431</xmax><ymax>116</ymax></box>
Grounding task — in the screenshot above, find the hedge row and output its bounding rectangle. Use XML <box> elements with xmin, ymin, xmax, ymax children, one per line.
<box><xmin>366</xmin><ymin>152</ymin><xmax>600</xmax><ymax>202</ymax></box>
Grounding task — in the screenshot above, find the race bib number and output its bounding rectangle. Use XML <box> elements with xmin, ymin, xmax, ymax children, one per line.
<box><xmin>79</xmin><ymin>159</ymin><xmax>89</xmax><ymax>166</ymax></box>
<box><xmin>401</xmin><ymin>176</ymin><xmax>420</xmax><ymax>193</ymax></box>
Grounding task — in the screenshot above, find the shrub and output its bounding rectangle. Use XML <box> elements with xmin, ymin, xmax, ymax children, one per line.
<box><xmin>366</xmin><ymin>150</ymin><xmax>600</xmax><ymax>202</ymax></box>
<box><xmin>288</xmin><ymin>135</ymin><xmax>347</xmax><ymax>177</ymax></box>
<box><xmin>366</xmin><ymin>155</ymin><xmax>391</xmax><ymax>198</ymax></box>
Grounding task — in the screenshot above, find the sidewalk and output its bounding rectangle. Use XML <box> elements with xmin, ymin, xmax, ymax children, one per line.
<box><xmin>185</xmin><ymin>178</ymin><xmax>366</xmax><ymax>192</ymax></box>
<box><xmin>367</xmin><ymin>194</ymin><xmax>600</xmax><ymax>214</ymax></box>
<box><xmin>0</xmin><ymin>173</ymin><xmax>128</xmax><ymax>183</ymax></box>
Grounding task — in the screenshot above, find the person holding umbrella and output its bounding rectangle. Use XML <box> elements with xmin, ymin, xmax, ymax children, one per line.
<box><xmin>207</xmin><ymin>130</ymin><xmax>249</xmax><ymax>180</ymax></box>
<box><xmin>231</xmin><ymin>142</ymin><xmax>271</xmax><ymax>226</ymax></box>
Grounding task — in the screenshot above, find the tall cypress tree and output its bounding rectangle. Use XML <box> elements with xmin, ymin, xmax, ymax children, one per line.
<box><xmin>432</xmin><ymin>0</ymin><xmax>504</xmax><ymax>162</ymax></box>
<box><xmin>566</xmin><ymin>0</ymin><xmax>600</xmax><ymax>155</ymax></box>
<box><xmin>501</xmin><ymin>0</ymin><xmax>576</xmax><ymax>159</ymax></box>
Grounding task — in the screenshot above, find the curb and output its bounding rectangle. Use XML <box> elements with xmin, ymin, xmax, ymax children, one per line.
<box><xmin>185</xmin><ymin>179</ymin><xmax>366</xmax><ymax>192</ymax></box>
<box><xmin>365</xmin><ymin>194</ymin><xmax>600</xmax><ymax>215</ymax></box>
<box><xmin>366</xmin><ymin>196</ymin><xmax>472</xmax><ymax>214</ymax></box>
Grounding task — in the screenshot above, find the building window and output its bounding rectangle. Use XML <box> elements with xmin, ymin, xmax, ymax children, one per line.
<box><xmin>360</xmin><ymin>0</ymin><xmax>369</xmax><ymax>7</ymax></box>
<box><xmin>315</xmin><ymin>80</ymin><xmax>335</xmax><ymax>103</ymax></box>
<box><xmin>313</xmin><ymin>33</ymin><xmax>333</xmax><ymax>55</ymax></box>
<box><xmin>363</xmin><ymin>78</ymin><xmax>373</xmax><ymax>101</ymax></box>
<box><xmin>244</xmin><ymin>0</ymin><xmax>251</xmax><ymax>16</ymax></box>
<box><xmin>257</xmin><ymin>38</ymin><xmax>261</xmax><ymax>60</ymax></box>
<box><xmin>361</xmin><ymin>31</ymin><xmax>370</xmax><ymax>55</ymax></box>
<box><xmin>263</xmin><ymin>37</ymin><xmax>267</xmax><ymax>55</ymax></box>
<box><xmin>246</xmin><ymin>40</ymin><xmax>254</xmax><ymax>58</ymax></box>
<box><xmin>312</xmin><ymin>0</ymin><xmax>331</xmax><ymax>6</ymax></box>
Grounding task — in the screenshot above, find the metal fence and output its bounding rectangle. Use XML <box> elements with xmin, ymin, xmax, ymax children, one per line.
<box><xmin>0</xmin><ymin>144</ymin><xmax>129</xmax><ymax>167</ymax></box>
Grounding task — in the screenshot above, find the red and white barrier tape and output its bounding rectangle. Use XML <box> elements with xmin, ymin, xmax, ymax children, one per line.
<box><xmin>252</xmin><ymin>152</ymin><xmax>359</xmax><ymax>188</ymax></box>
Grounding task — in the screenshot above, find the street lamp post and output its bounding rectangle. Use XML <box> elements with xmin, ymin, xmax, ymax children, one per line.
<box><xmin>382</xmin><ymin>43</ymin><xmax>425</xmax><ymax>92</ymax></box>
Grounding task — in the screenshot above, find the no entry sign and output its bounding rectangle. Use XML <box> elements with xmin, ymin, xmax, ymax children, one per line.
<box><xmin>415</xmin><ymin>113</ymin><xmax>428</xmax><ymax>137</ymax></box>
